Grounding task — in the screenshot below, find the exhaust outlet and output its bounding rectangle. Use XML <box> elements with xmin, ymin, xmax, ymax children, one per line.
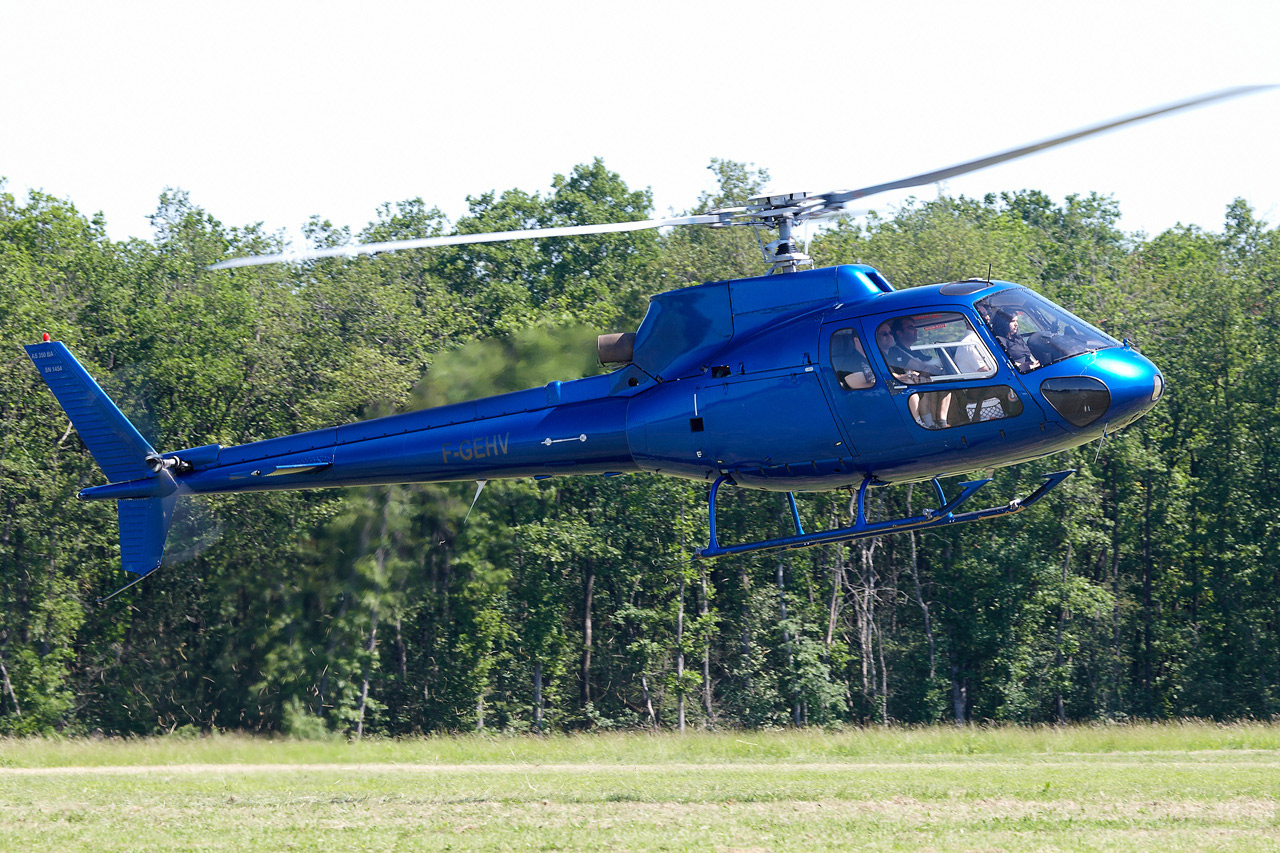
<box><xmin>597</xmin><ymin>332</ymin><xmax>635</xmax><ymax>364</ymax></box>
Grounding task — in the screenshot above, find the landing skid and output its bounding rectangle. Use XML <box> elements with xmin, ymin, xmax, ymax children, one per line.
<box><xmin>696</xmin><ymin>470</ymin><xmax>1074</xmax><ymax>559</ymax></box>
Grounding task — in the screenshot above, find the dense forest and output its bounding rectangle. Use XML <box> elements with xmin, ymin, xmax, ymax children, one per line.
<box><xmin>3</xmin><ymin>159</ymin><xmax>1279</xmax><ymax>735</ymax></box>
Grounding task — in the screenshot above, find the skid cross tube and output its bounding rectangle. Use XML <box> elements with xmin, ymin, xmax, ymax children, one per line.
<box><xmin>696</xmin><ymin>470</ymin><xmax>1074</xmax><ymax>559</ymax></box>
<box><xmin>786</xmin><ymin>491</ymin><xmax>804</xmax><ymax>535</ymax></box>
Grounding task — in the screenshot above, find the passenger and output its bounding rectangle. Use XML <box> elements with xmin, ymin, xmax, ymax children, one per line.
<box><xmin>881</xmin><ymin>319</ymin><xmax>937</xmax><ymax>384</ymax></box>
<box><xmin>991</xmin><ymin>311</ymin><xmax>1041</xmax><ymax>372</ymax></box>
<box><xmin>943</xmin><ymin>330</ymin><xmax>995</xmax><ymax>426</ymax></box>
<box><xmin>832</xmin><ymin>331</ymin><xmax>875</xmax><ymax>390</ymax></box>
<box><xmin>954</xmin><ymin>328</ymin><xmax>993</xmax><ymax>376</ymax></box>
<box><xmin>879</xmin><ymin>319</ymin><xmax>948</xmax><ymax>428</ymax></box>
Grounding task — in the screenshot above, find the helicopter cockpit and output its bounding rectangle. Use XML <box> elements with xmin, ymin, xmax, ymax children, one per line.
<box><xmin>976</xmin><ymin>289</ymin><xmax>1121</xmax><ymax>373</ymax></box>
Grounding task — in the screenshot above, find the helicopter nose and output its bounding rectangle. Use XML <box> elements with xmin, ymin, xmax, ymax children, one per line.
<box><xmin>1039</xmin><ymin>349</ymin><xmax>1164</xmax><ymax>430</ymax></box>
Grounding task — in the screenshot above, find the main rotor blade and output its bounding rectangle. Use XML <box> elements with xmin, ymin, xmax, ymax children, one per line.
<box><xmin>208</xmin><ymin>213</ymin><xmax>722</xmax><ymax>270</ymax></box>
<box><xmin>209</xmin><ymin>86</ymin><xmax>1274</xmax><ymax>271</ymax></box>
<box><xmin>828</xmin><ymin>85</ymin><xmax>1277</xmax><ymax>205</ymax></box>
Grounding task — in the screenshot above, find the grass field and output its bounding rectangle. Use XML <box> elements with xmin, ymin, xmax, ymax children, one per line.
<box><xmin>2</xmin><ymin>723</ymin><xmax>1279</xmax><ymax>851</ymax></box>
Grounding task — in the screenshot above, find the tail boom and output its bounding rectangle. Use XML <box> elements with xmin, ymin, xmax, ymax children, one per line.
<box><xmin>29</xmin><ymin>339</ymin><xmax>641</xmax><ymax>577</ymax></box>
<box><xmin>169</xmin><ymin>395</ymin><xmax>637</xmax><ymax>496</ymax></box>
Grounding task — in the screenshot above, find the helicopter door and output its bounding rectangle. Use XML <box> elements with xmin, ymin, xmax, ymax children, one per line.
<box><xmin>866</xmin><ymin>309</ymin><xmax>1041</xmax><ymax>435</ymax></box>
<box><xmin>818</xmin><ymin>322</ymin><xmax>917</xmax><ymax>457</ymax></box>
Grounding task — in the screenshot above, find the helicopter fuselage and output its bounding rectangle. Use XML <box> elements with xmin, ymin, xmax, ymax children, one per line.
<box><xmin>76</xmin><ymin>264</ymin><xmax>1162</xmax><ymax>504</ymax></box>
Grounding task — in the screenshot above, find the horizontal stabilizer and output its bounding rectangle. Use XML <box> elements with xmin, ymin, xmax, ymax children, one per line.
<box><xmin>25</xmin><ymin>341</ymin><xmax>155</xmax><ymax>483</ymax></box>
<box><xmin>117</xmin><ymin>495</ymin><xmax>178</xmax><ymax>576</ymax></box>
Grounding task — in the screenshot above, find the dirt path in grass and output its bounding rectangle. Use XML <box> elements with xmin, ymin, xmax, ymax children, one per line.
<box><xmin>5</xmin><ymin>757</ymin><xmax>1280</xmax><ymax>775</ymax></box>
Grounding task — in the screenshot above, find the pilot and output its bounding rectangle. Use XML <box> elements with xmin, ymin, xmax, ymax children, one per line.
<box><xmin>992</xmin><ymin>311</ymin><xmax>1041</xmax><ymax>372</ymax></box>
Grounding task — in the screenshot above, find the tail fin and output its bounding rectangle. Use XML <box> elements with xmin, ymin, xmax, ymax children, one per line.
<box><xmin>25</xmin><ymin>340</ymin><xmax>155</xmax><ymax>482</ymax></box>
<box><xmin>26</xmin><ymin>339</ymin><xmax>175</xmax><ymax>577</ymax></box>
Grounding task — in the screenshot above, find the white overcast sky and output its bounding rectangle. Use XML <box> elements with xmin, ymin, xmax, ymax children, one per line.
<box><xmin>2</xmin><ymin>0</ymin><xmax>1278</xmax><ymax>249</ymax></box>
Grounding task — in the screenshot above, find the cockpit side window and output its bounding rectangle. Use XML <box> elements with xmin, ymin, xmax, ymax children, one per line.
<box><xmin>977</xmin><ymin>289</ymin><xmax>1121</xmax><ymax>373</ymax></box>
<box><xmin>829</xmin><ymin>328</ymin><xmax>875</xmax><ymax>390</ymax></box>
<box><xmin>874</xmin><ymin>312</ymin><xmax>997</xmax><ymax>385</ymax></box>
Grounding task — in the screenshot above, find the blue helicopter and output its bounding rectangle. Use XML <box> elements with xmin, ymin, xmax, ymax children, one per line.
<box><xmin>24</xmin><ymin>87</ymin><xmax>1269</xmax><ymax>595</ymax></box>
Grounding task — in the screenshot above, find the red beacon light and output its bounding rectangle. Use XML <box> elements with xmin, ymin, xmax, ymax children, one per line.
<box><xmin>42</xmin><ymin>333</ymin><xmax>50</xmax><ymax>342</ymax></box>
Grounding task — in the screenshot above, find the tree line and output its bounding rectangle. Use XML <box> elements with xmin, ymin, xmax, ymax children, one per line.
<box><xmin>2</xmin><ymin>159</ymin><xmax>1278</xmax><ymax>735</ymax></box>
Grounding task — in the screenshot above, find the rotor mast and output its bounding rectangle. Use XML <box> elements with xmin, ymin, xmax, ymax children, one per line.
<box><xmin>704</xmin><ymin>190</ymin><xmax>827</xmax><ymax>274</ymax></box>
<box><xmin>757</xmin><ymin>192</ymin><xmax>813</xmax><ymax>274</ymax></box>
<box><xmin>770</xmin><ymin>211</ymin><xmax>806</xmax><ymax>274</ymax></box>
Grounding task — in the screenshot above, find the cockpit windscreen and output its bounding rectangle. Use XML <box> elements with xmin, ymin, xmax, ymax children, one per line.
<box><xmin>976</xmin><ymin>289</ymin><xmax>1120</xmax><ymax>373</ymax></box>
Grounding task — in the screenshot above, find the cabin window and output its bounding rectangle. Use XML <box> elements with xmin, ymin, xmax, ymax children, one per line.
<box><xmin>829</xmin><ymin>328</ymin><xmax>876</xmax><ymax>390</ymax></box>
<box><xmin>976</xmin><ymin>289</ymin><xmax>1120</xmax><ymax>373</ymax></box>
<box><xmin>908</xmin><ymin>386</ymin><xmax>1024</xmax><ymax>430</ymax></box>
<box><xmin>874</xmin><ymin>312</ymin><xmax>997</xmax><ymax>386</ymax></box>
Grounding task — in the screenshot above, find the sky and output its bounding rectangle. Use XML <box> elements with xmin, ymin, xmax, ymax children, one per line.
<box><xmin>2</xmin><ymin>1</ymin><xmax>1278</xmax><ymax>253</ymax></box>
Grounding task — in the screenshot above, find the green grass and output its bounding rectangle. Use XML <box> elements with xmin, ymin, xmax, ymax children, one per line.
<box><xmin>4</xmin><ymin>720</ymin><xmax>1280</xmax><ymax>768</ymax></box>
<box><xmin>2</xmin><ymin>724</ymin><xmax>1279</xmax><ymax>850</ymax></box>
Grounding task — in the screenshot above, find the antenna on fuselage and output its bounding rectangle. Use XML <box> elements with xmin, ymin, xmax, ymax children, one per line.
<box><xmin>463</xmin><ymin>479</ymin><xmax>487</xmax><ymax>524</ymax></box>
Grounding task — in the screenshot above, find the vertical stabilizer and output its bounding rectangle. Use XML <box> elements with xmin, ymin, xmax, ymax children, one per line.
<box><xmin>24</xmin><ymin>341</ymin><xmax>155</xmax><ymax>482</ymax></box>
<box><xmin>26</xmin><ymin>340</ymin><xmax>176</xmax><ymax>578</ymax></box>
